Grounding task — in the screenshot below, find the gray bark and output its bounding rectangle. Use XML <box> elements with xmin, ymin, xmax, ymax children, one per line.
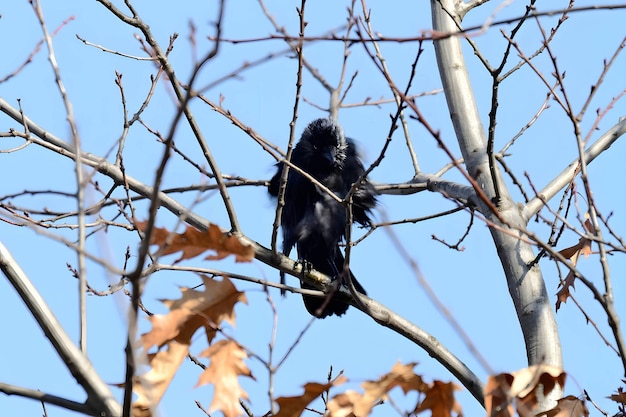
<box><xmin>430</xmin><ymin>0</ymin><xmax>563</xmax><ymax>404</ymax></box>
<box><xmin>0</xmin><ymin>241</ymin><xmax>122</xmax><ymax>416</ymax></box>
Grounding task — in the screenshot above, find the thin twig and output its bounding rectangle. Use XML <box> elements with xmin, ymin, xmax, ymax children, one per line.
<box><xmin>31</xmin><ymin>0</ymin><xmax>89</xmax><ymax>354</ymax></box>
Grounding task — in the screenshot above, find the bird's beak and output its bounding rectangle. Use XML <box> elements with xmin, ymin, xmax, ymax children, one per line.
<box><xmin>323</xmin><ymin>148</ymin><xmax>335</xmax><ymax>165</ymax></box>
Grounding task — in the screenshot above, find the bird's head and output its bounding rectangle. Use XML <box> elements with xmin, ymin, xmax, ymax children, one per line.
<box><xmin>300</xmin><ymin>118</ymin><xmax>348</xmax><ymax>169</ymax></box>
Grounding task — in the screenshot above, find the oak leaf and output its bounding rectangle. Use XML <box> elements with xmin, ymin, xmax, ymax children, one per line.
<box><xmin>132</xmin><ymin>341</ymin><xmax>189</xmax><ymax>417</ymax></box>
<box><xmin>414</xmin><ymin>380</ymin><xmax>462</xmax><ymax>417</ymax></box>
<box><xmin>326</xmin><ymin>390</ymin><xmax>362</xmax><ymax>417</ymax></box>
<box><xmin>485</xmin><ymin>373</ymin><xmax>515</xmax><ymax>417</ymax></box>
<box><xmin>555</xmin><ymin>273</ymin><xmax>576</xmax><ymax>312</ymax></box>
<box><xmin>384</xmin><ymin>361</ymin><xmax>427</xmax><ymax>394</ymax></box>
<box><xmin>357</xmin><ymin>362</ymin><xmax>425</xmax><ymax>416</ymax></box>
<box><xmin>274</xmin><ymin>376</ymin><xmax>347</xmax><ymax>417</ymax></box>
<box><xmin>133</xmin><ymin>276</ymin><xmax>246</xmax><ymax>415</ymax></box>
<box><xmin>555</xmin><ymin>218</ymin><xmax>594</xmax><ymax>311</ymax></box>
<box><xmin>558</xmin><ymin>218</ymin><xmax>594</xmax><ymax>261</ymax></box>
<box><xmin>197</xmin><ymin>340</ymin><xmax>255</xmax><ymax>417</ymax></box>
<box><xmin>509</xmin><ymin>364</ymin><xmax>565</xmax><ymax>399</ymax></box>
<box><xmin>609</xmin><ymin>386</ymin><xmax>626</xmax><ymax>404</ymax></box>
<box><xmin>326</xmin><ymin>362</ymin><xmax>429</xmax><ymax>417</ymax></box>
<box><xmin>485</xmin><ymin>365</ymin><xmax>566</xmax><ymax>417</ymax></box>
<box><xmin>141</xmin><ymin>275</ymin><xmax>247</xmax><ymax>350</ymax></box>
<box><xmin>538</xmin><ymin>396</ymin><xmax>588</xmax><ymax>417</ymax></box>
<box><xmin>137</xmin><ymin>221</ymin><xmax>254</xmax><ymax>263</ymax></box>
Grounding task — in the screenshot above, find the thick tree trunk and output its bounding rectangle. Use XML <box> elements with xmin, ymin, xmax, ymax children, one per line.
<box><xmin>430</xmin><ymin>0</ymin><xmax>563</xmax><ymax>405</ymax></box>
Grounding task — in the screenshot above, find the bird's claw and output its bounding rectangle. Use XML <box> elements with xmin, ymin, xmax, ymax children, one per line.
<box><xmin>294</xmin><ymin>259</ymin><xmax>313</xmax><ymax>274</ymax></box>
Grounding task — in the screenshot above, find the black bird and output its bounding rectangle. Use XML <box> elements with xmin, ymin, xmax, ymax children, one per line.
<box><xmin>268</xmin><ymin>118</ymin><xmax>377</xmax><ymax>318</ymax></box>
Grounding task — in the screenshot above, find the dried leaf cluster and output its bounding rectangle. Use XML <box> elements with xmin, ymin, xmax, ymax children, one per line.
<box><xmin>137</xmin><ymin>221</ymin><xmax>255</xmax><ymax>263</ymax></box>
<box><xmin>555</xmin><ymin>218</ymin><xmax>595</xmax><ymax>311</ymax></box>
<box><xmin>485</xmin><ymin>365</ymin><xmax>587</xmax><ymax>417</ymax></box>
<box><xmin>133</xmin><ymin>223</ymin><xmax>253</xmax><ymax>416</ymax></box>
<box><xmin>133</xmin><ymin>274</ymin><xmax>251</xmax><ymax>416</ymax></box>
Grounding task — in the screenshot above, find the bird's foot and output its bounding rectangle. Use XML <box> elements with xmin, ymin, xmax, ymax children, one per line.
<box><xmin>294</xmin><ymin>259</ymin><xmax>314</xmax><ymax>274</ymax></box>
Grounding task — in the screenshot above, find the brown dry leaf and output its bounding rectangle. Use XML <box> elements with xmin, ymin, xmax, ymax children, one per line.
<box><xmin>141</xmin><ymin>275</ymin><xmax>247</xmax><ymax>350</ymax></box>
<box><xmin>197</xmin><ymin>340</ymin><xmax>255</xmax><ymax>417</ymax></box>
<box><xmin>388</xmin><ymin>361</ymin><xmax>427</xmax><ymax>394</ymax></box>
<box><xmin>558</xmin><ymin>218</ymin><xmax>594</xmax><ymax>262</ymax></box>
<box><xmin>141</xmin><ymin>308</ymin><xmax>193</xmax><ymax>350</ymax></box>
<box><xmin>486</xmin><ymin>365</ymin><xmax>566</xmax><ymax>417</ymax></box>
<box><xmin>132</xmin><ymin>276</ymin><xmax>246</xmax><ymax>416</ymax></box>
<box><xmin>538</xmin><ymin>396</ymin><xmax>589</xmax><ymax>417</ymax></box>
<box><xmin>137</xmin><ymin>221</ymin><xmax>254</xmax><ymax>263</ymax></box>
<box><xmin>274</xmin><ymin>376</ymin><xmax>347</xmax><ymax>417</ymax></box>
<box><xmin>509</xmin><ymin>364</ymin><xmax>565</xmax><ymax>399</ymax></box>
<box><xmin>132</xmin><ymin>341</ymin><xmax>190</xmax><ymax>417</ymax></box>
<box><xmin>555</xmin><ymin>218</ymin><xmax>595</xmax><ymax>311</ymax></box>
<box><xmin>352</xmin><ymin>362</ymin><xmax>425</xmax><ymax>416</ymax></box>
<box><xmin>326</xmin><ymin>390</ymin><xmax>362</xmax><ymax>417</ymax></box>
<box><xmin>325</xmin><ymin>363</ymin><xmax>424</xmax><ymax>417</ymax></box>
<box><xmin>351</xmin><ymin>379</ymin><xmax>386</xmax><ymax>416</ymax></box>
<box><xmin>555</xmin><ymin>271</ymin><xmax>576</xmax><ymax>311</ymax></box>
<box><xmin>414</xmin><ymin>381</ymin><xmax>462</xmax><ymax>417</ymax></box>
<box><xmin>609</xmin><ymin>387</ymin><xmax>626</xmax><ymax>404</ymax></box>
<box><xmin>484</xmin><ymin>373</ymin><xmax>515</xmax><ymax>417</ymax></box>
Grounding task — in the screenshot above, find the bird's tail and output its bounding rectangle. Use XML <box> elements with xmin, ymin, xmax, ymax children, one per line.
<box><xmin>301</xmin><ymin>247</ymin><xmax>366</xmax><ymax>318</ymax></box>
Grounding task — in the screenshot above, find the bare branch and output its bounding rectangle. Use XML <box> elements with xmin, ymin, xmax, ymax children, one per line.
<box><xmin>0</xmin><ymin>383</ymin><xmax>93</xmax><ymax>415</ymax></box>
<box><xmin>0</xmin><ymin>241</ymin><xmax>121</xmax><ymax>416</ymax></box>
<box><xmin>522</xmin><ymin>118</ymin><xmax>626</xmax><ymax>220</ymax></box>
<box><xmin>75</xmin><ymin>34</ymin><xmax>158</xmax><ymax>61</ymax></box>
<box><xmin>432</xmin><ymin>3</ymin><xmax>564</xmax><ymax>411</ymax></box>
<box><xmin>31</xmin><ymin>0</ymin><xmax>89</xmax><ymax>353</ymax></box>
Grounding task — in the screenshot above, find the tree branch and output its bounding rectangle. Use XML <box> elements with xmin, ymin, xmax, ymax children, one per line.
<box><xmin>522</xmin><ymin>117</ymin><xmax>626</xmax><ymax>220</ymax></box>
<box><xmin>356</xmin><ymin>294</ymin><xmax>486</xmax><ymax>405</ymax></box>
<box><xmin>0</xmin><ymin>383</ymin><xmax>93</xmax><ymax>416</ymax></box>
<box><xmin>430</xmin><ymin>0</ymin><xmax>563</xmax><ymax>409</ymax></box>
<box><xmin>0</xmin><ymin>96</ymin><xmax>485</xmax><ymax>408</ymax></box>
<box><xmin>0</xmin><ymin>241</ymin><xmax>121</xmax><ymax>416</ymax></box>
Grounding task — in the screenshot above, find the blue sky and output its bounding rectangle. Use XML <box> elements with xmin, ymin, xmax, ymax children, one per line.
<box><xmin>1</xmin><ymin>1</ymin><xmax>625</xmax><ymax>416</ymax></box>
